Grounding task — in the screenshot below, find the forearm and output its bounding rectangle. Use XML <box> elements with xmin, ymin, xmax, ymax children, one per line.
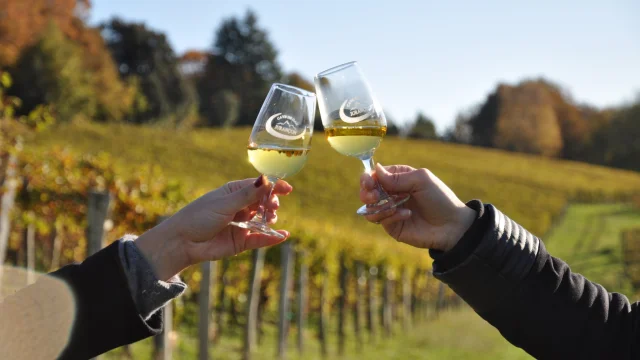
<box><xmin>432</xmin><ymin>204</ymin><xmax>640</xmax><ymax>359</ymax></box>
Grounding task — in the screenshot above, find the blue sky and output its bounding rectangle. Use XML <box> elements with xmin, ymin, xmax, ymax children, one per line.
<box><xmin>90</xmin><ymin>0</ymin><xmax>639</xmax><ymax>131</ymax></box>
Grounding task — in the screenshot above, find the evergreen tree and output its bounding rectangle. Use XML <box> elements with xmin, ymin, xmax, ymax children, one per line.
<box><xmin>101</xmin><ymin>18</ymin><xmax>196</xmax><ymax>124</ymax></box>
<box><xmin>200</xmin><ymin>10</ymin><xmax>282</xmax><ymax>126</ymax></box>
<box><xmin>408</xmin><ymin>113</ymin><xmax>437</xmax><ymax>139</ymax></box>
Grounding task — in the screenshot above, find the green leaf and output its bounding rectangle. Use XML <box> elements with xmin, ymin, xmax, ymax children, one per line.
<box><xmin>1</xmin><ymin>72</ymin><xmax>12</xmax><ymax>89</ymax></box>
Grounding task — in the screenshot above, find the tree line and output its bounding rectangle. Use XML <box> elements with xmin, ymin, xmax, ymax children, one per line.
<box><xmin>1</xmin><ymin>1</ymin><xmax>638</xmax><ymax>171</ymax></box>
<box><xmin>443</xmin><ymin>79</ymin><xmax>640</xmax><ymax>172</ymax></box>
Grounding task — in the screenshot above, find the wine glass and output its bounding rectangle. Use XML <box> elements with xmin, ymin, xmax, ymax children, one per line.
<box><xmin>314</xmin><ymin>61</ymin><xmax>409</xmax><ymax>215</ymax></box>
<box><xmin>229</xmin><ymin>83</ymin><xmax>316</xmax><ymax>238</ymax></box>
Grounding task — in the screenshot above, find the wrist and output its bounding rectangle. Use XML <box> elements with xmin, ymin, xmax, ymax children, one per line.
<box><xmin>441</xmin><ymin>205</ymin><xmax>476</xmax><ymax>252</ymax></box>
<box><xmin>134</xmin><ymin>220</ymin><xmax>191</xmax><ymax>281</ymax></box>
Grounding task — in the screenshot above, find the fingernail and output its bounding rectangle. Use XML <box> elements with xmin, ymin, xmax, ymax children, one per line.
<box><xmin>254</xmin><ymin>175</ymin><xmax>265</xmax><ymax>188</ymax></box>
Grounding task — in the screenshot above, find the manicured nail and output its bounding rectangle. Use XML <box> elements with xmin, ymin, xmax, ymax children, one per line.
<box><xmin>254</xmin><ymin>175</ymin><xmax>265</xmax><ymax>188</ymax></box>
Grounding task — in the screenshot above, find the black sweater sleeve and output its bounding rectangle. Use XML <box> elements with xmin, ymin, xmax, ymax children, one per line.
<box><xmin>0</xmin><ymin>240</ymin><xmax>163</xmax><ymax>360</ymax></box>
<box><xmin>53</xmin><ymin>240</ymin><xmax>163</xmax><ymax>359</ymax></box>
<box><xmin>433</xmin><ymin>204</ymin><xmax>640</xmax><ymax>360</ymax></box>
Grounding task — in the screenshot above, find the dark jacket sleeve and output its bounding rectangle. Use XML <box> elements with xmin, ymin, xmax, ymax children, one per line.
<box><xmin>0</xmin><ymin>240</ymin><xmax>163</xmax><ymax>360</ymax></box>
<box><xmin>52</xmin><ymin>240</ymin><xmax>163</xmax><ymax>359</ymax></box>
<box><xmin>432</xmin><ymin>203</ymin><xmax>640</xmax><ymax>360</ymax></box>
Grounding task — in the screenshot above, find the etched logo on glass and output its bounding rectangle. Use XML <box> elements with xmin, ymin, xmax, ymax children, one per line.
<box><xmin>266</xmin><ymin>113</ymin><xmax>305</xmax><ymax>140</ymax></box>
<box><xmin>339</xmin><ymin>98</ymin><xmax>374</xmax><ymax>123</ymax></box>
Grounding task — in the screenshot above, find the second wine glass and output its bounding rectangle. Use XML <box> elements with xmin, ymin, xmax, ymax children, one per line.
<box><xmin>229</xmin><ymin>83</ymin><xmax>316</xmax><ymax>238</ymax></box>
<box><xmin>314</xmin><ymin>61</ymin><xmax>410</xmax><ymax>216</ymax></box>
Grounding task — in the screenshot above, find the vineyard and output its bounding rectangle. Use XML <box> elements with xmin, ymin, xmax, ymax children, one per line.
<box><xmin>0</xmin><ymin>2</ymin><xmax>637</xmax><ymax>358</ymax></box>
<box><xmin>1</xmin><ymin>115</ymin><xmax>640</xmax><ymax>359</ymax></box>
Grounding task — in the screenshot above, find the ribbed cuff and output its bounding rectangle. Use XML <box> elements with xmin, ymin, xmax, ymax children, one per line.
<box><xmin>117</xmin><ymin>236</ymin><xmax>187</xmax><ymax>320</ymax></box>
<box><xmin>430</xmin><ymin>200</ymin><xmax>489</xmax><ymax>272</ymax></box>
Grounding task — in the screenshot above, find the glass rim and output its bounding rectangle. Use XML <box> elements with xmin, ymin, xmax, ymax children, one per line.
<box><xmin>272</xmin><ymin>83</ymin><xmax>316</xmax><ymax>98</ymax></box>
<box><xmin>315</xmin><ymin>61</ymin><xmax>358</xmax><ymax>78</ymax></box>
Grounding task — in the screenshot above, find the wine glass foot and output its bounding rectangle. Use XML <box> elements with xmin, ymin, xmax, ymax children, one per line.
<box><xmin>229</xmin><ymin>220</ymin><xmax>285</xmax><ymax>239</ymax></box>
<box><xmin>356</xmin><ymin>194</ymin><xmax>411</xmax><ymax>216</ymax></box>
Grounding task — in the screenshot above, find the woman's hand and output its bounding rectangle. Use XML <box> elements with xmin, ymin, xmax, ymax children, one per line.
<box><xmin>135</xmin><ymin>175</ymin><xmax>292</xmax><ymax>280</ymax></box>
<box><xmin>360</xmin><ymin>164</ymin><xmax>475</xmax><ymax>252</ymax></box>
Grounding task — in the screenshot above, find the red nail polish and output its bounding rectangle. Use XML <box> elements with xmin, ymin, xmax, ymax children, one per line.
<box><xmin>254</xmin><ymin>175</ymin><xmax>265</xmax><ymax>188</ymax></box>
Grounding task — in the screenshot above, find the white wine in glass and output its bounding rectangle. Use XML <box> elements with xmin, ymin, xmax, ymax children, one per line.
<box><xmin>230</xmin><ymin>83</ymin><xmax>316</xmax><ymax>238</ymax></box>
<box><xmin>315</xmin><ymin>61</ymin><xmax>409</xmax><ymax>215</ymax></box>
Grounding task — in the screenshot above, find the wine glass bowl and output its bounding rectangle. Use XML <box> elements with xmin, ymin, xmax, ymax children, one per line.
<box><xmin>314</xmin><ymin>61</ymin><xmax>409</xmax><ymax>215</ymax></box>
<box><xmin>230</xmin><ymin>83</ymin><xmax>316</xmax><ymax>238</ymax></box>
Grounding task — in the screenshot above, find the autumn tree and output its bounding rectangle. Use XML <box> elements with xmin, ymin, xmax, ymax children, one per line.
<box><xmin>463</xmin><ymin>79</ymin><xmax>580</xmax><ymax>157</ymax></box>
<box><xmin>0</xmin><ymin>0</ymin><xmax>78</xmax><ymax>67</ymax></box>
<box><xmin>2</xmin><ymin>0</ymin><xmax>133</xmax><ymax>122</ymax></box>
<box><xmin>11</xmin><ymin>23</ymin><xmax>96</xmax><ymax>121</ymax></box>
<box><xmin>101</xmin><ymin>18</ymin><xmax>196</xmax><ymax>124</ymax></box>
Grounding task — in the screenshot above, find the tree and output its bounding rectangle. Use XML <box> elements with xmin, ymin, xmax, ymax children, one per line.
<box><xmin>0</xmin><ymin>0</ymin><xmax>78</xmax><ymax>67</ymax></box>
<box><xmin>386</xmin><ymin>120</ymin><xmax>401</xmax><ymax>136</ymax></box>
<box><xmin>465</xmin><ymin>79</ymin><xmax>577</xmax><ymax>157</ymax></box>
<box><xmin>101</xmin><ymin>18</ymin><xmax>196</xmax><ymax>124</ymax></box>
<box><xmin>408</xmin><ymin>113</ymin><xmax>437</xmax><ymax>139</ymax></box>
<box><xmin>283</xmin><ymin>72</ymin><xmax>323</xmax><ymax>131</ymax></box>
<box><xmin>2</xmin><ymin>0</ymin><xmax>133</xmax><ymax>122</ymax></box>
<box><xmin>73</xmin><ymin>21</ymin><xmax>137</xmax><ymax>122</ymax></box>
<box><xmin>599</xmin><ymin>100</ymin><xmax>640</xmax><ymax>171</ymax></box>
<box><xmin>200</xmin><ymin>10</ymin><xmax>282</xmax><ymax>126</ymax></box>
<box><xmin>443</xmin><ymin>112</ymin><xmax>473</xmax><ymax>144</ymax></box>
<box><xmin>209</xmin><ymin>90</ymin><xmax>240</xmax><ymax>128</ymax></box>
<box><xmin>11</xmin><ymin>22</ymin><xmax>96</xmax><ymax>121</ymax></box>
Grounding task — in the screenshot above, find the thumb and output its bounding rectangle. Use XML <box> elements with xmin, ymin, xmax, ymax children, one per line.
<box><xmin>375</xmin><ymin>163</ymin><xmax>422</xmax><ymax>193</ymax></box>
<box><xmin>218</xmin><ymin>175</ymin><xmax>271</xmax><ymax>215</ymax></box>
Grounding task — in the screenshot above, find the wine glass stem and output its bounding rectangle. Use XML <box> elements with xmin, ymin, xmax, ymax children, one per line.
<box><xmin>253</xmin><ymin>176</ymin><xmax>278</xmax><ymax>225</ymax></box>
<box><xmin>361</xmin><ymin>156</ymin><xmax>390</xmax><ymax>201</ymax></box>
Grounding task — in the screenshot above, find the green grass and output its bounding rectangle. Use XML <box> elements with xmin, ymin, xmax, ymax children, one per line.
<box><xmin>103</xmin><ymin>308</ymin><xmax>532</xmax><ymax>360</ymax></box>
<box><xmin>544</xmin><ymin>203</ymin><xmax>640</xmax><ymax>296</ymax></box>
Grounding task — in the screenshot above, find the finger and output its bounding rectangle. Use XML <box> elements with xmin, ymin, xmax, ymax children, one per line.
<box><xmin>375</xmin><ymin>163</ymin><xmax>426</xmax><ymax>193</ymax></box>
<box><xmin>243</xmin><ymin>231</ymin><xmax>290</xmax><ymax>251</ymax></box>
<box><xmin>272</xmin><ymin>180</ymin><xmax>293</xmax><ymax>196</ymax></box>
<box><xmin>264</xmin><ymin>195</ymin><xmax>280</xmax><ymax>211</ymax></box>
<box><xmin>381</xmin><ymin>164</ymin><xmax>416</xmax><ymax>174</ymax></box>
<box><xmin>363</xmin><ymin>206</ymin><xmax>397</xmax><ymax>224</ymax></box>
<box><xmin>359</xmin><ymin>188</ymin><xmax>380</xmax><ymax>204</ymax></box>
<box><xmin>379</xmin><ymin>208</ymin><xmax>412</xmax><ymax>226</ymax></box>
<box><xmin>218</xmin><ymin>175</ymin><xmax>271</xmax><ymax>215</ymax></box>
<box><xmin>360</xmin><ymin>172</ymin><xmax>376</xmax><ymax>191</ymax></box>
<box><xmin>248</xmin><ymin>203</ymin><xmax>261</xmax><ymax>212</ymax></box>
<box><xmin>233</xmin><ymin>208</ymin><xmax>256</xmax><ymax>222</ymax></box>
<box><xmin>266</xmin><ymin>211</ymin><xmax>278</xmax><ymax>224</ymax></box>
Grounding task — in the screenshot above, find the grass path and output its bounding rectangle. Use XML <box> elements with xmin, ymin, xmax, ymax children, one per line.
<box><xmin>544</xmin><ymin>203</ymin><xmax>640</xmax><ymax>295</ymax></box>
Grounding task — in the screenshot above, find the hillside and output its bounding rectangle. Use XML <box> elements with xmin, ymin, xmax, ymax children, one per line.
<box><xmin>33</xmin><ymin>122</ymin><xmax>640</xmax><ymax>240</ymax></box>
<box><xmin>25</xmin><ymin>122</ymin><xmax>640</xmax><ymax>359</ymax></box>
